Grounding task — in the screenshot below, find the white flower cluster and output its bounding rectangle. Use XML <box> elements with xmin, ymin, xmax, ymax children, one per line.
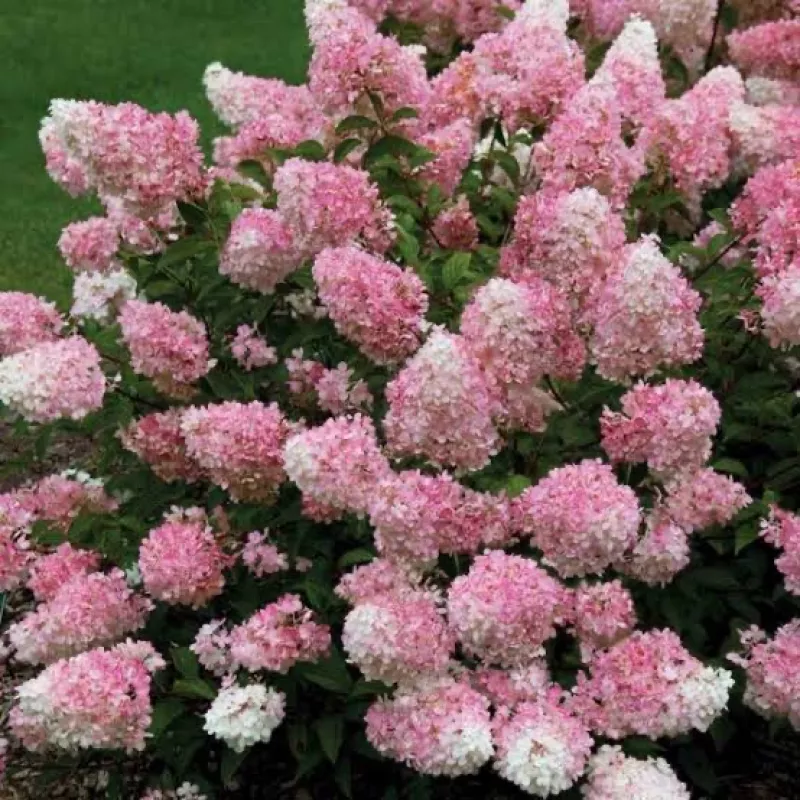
<box><xmin>203</xmin><ymin>683</ymin><xmax>285</xmax><ymax>753</ymax></box>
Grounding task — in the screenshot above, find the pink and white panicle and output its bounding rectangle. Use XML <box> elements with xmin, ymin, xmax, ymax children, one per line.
<box><xmin>618</xmin><ymin>515</ymin><xmax>692</xmax><ymax>586</ymax></box>
<box><xmin>219</xmin><ymin>209</ymin><xmax>301</xmax><ymax>295</ymax></box>
<box><xmin>274</xmin><ymin>158</ymin><xmax>394</xmax><ymax>256</ymax></box>
<box><xmin>760</xmin><ymin>507</ymin><xmax>800</xmax><ymax>595</ymax></box>
<box><xmin>0</xmin><ymin>292</ymin><xmax>63</xmax><ymax>356</ymax></box>
<box><xmin>533</xmin><ymin>82</ymin><xmax>645</xmax><ymax>209</ymax></box>
<box><xmin>313</xmin><ymin>246</ymin><xmax>428</xmax><ymax>364</ymax></box>
<box><xmin>446</xmin><ymin>551</ymin><xmax>570</xmax><ymax>667</ymax></box>
<box><xmin>493</xmin><ymin>691</ymin><xmax>594</xmax><ymax>797</ymax></box>
<box><xmin>230</xmin><ymin>325</ymin><xmax>277</xmax><ymax>371</ymax></box>
<box><xmin>57</xmin><ymin>217</ymin><xmax>120</xmax><ymax>273</ymax></box>
<box><xmin>23</xmin><ymin>472</ymin><xmax>117</xmax><ymax>531</ymax></box>
<box><xmin>499</xmin><ymin>188</ymin><xmax>627</xmax><ymax>313</ymax></box>
<box><xmin>728</xmin><ymin>20</ymin><xmax>800</xmax><ymax>81</ymax></box>
<box><xmin>71</xmin><ymin>269</ymin><xmax>137</xmax><ymax>324</ymax></box>
<box><xmin>384</xmin><ymin>329</ymin><xmax>501</xmax><ymax>472</ymax></box>
<box><xmin>588</xmin><ymin>236</ymin><xmax>704</xmax><ymax>383</ymax></box>
<box><xmin>582</xmin><ymin>745</ymin><xmax>691</xmax><ymax>800</ymax></box>
<box><xmin>460</xmin><ymin>276</ymin><xmax>585</xmax><ymax>432</ymax></box>
<box><xmin>138</xmin><ymin>510</ymin><xmax>230</xmax><ymax>608</ymax></box>
<box><xmin>516</xmin><ymin>460</ymin><xmax>641</xmax><ymax>578</ymax></box>
<box><xmin>26</xmin><ymin>544</ymin><xmax>100</xmax><ymax>603</ymax></box>
<box><xmin>342</xmin><ymin>588</ymin><xmax>454</xmax><ymax>685</ymax></box>
<box><xmin>572</xmin><ymin>580</ymin><xmax>637</xmax><ymax>653</ymax></box>
<box><xmin>119</xmin><ymin>300</ymin><xmax>209</xmax><ymax>398</ymax></box>
<box><xmin>431</xmin><ymin>196</ymin><xmax>479</xmax><ymax>251</ymax></box>
<box><xmin>181</xmin><ymin>402</ymin><xmax>291</xmax><ymax>503</ymax></box>
<box><xmin>729</xmin><ymin>621</ymin><xmax>800</xmax><ymax>729</ymax></box>
<box><xmin>120</xmin><ymin>410</ymin><xmax>203</xmax><ymax>484</ymax></box>
<box><xmin>8</xmin><ymin>569</ymin><xmax>151</xmax><ymax>665</ymax></box>
<box><xmin>757</xmin><ymin>264</ymin><xmax>800</xmax><ymax>348</ymax></box>
<box><xmin>663</xmin><ymin>468</ymin><xmax>752</xmax><ymax>533</ymax></box>
<box><xmin>9</xmin><ymin>641</ymin><xmax>164</xmax><ymax>753</ymax></box>
<box><xmin>590</xmin><ymin>17</ymin><xmax>665</xmax><ymax>130</ymax></box>
<box><xmin>283</xmin><ymin>414</ymin><xmax>390</xmax><ymax>517</ymax></box>
<box><xmin>572</xmin><ymin>629</ymin><xmax>733</xmax><ymax>739</ymax></box>
<box><xmin>365</xmin><ymin>677</ymin><xmax>494</xmax><ymax>777</ymax></box>
<box><xmin>471</xmin><ymin>662</ymin><xmax>552</xmax><ymax>709</ymax></box>
<box><xmin>40</xmin><ymin>100</ymin><xmax>204</xmax><ymax>215</ymax></box>
<box><xmin>241</xmin><ymin>531</ymin><xmax>289</xmax><ymax>577</ymax></box>
<box><xmin>0</xmin><ymin>337</ymin><xmax>106</xmax><ymax>423</ymax></box>
<box><xmin>203</xmin><ymin>683</ymin><xmax>286</xmax><ymax>752</ymax></box>
<box><xmin>228</xmin><ymin>594</ymin><xmax>331</xmax><ymax>673</ymax></box>
<box><xmin>601</xmin><ymin>379</ymin><xmax>721</xmax><ymax>479</ymax></box>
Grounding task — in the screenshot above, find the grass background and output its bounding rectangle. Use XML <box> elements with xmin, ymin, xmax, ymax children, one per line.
<box><xmin>0</xmin><ymin>0</ymin><xmax>310</xmax><ymax>306</ymax></box>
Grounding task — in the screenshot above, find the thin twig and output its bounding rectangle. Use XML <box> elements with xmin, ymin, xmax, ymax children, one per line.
<box><xmin>545</xmin><ymin>376</ymin><xmax>570</xmax><ymax>411</ymax></box>
<box><xmin>704</xmin><ymin>1</ymin><xmax>725</xmax><ymax>73</ymax></box>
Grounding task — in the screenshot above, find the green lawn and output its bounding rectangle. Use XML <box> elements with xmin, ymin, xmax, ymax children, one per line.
<box><xmin>0</xmin><ymin>0</ymin><xmax>310</xmax><ymax>306</ymax></box>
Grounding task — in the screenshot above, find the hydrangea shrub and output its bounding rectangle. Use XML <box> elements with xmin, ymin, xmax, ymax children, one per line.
<box><xmin>3</xmin><ymin>0</ymin><xmax>800</xmax><ymax>797</ymax></box>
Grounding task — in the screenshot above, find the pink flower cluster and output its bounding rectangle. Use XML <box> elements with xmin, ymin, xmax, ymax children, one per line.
<box><xmin>9</xmin><ymin>641</ymin><xmax>164</xmax><ymax>752</ymax></box>
<box><xmin>181</xmin><ymin>401</ymin><xmax>291</xmax><ymax>502</ymax></box>
<box><xmin>516</xmin><ymin>460</ymin><xmax>641</xmax><ymax>578</ymax></box>
<box><xmin>0</xmin><ymin>292</ymin><xmax>62</xmax><ymax>356</ymax></box>
<box><xmin>230</xmin><ymin>325</ymin><xmax>277</xmax><ymax>371</ymax></box>
<box><xmin>8</xmin><ymin>568</ymin><xmax>151</xmax><ymax>665</ymax></box>
<box><xmin>241</xmin><ymin>530</ymin><xmax>289</xmax><ymax>577</ymax></box>
<box><xmin>760</xmin><ymin>507</ymin><xmax>800</xmax><ymax>595</ymax></box>
<box><xmin>40</xmin><ymin>100</ymin><xmax>204</xmax><ymax>215</ymax></box>
<box><xmin>119</xmin><ymin>300</ymin><xmax>210</xmax><ymax>397</ymax></box>
<box><xmin>728</xmin><ymin>20</ymin><xmax>800</xmax><ymax>81</ymax></box>
<box><xmin>384</xmin><ymin>329</ymin><xmax>501</xmax><ymax>471</ymax></box>
<box><xmin>730</xmin><ymin>621</ymin><xmax>800</xmax><ymax>729</ymax></box>
<box><xmin>57</xmin><ymin>216</ymin><xmax>120</xmax><ymax>273</ymax></box>
<box><xmin>22</xmin><ymin>472</ymin><xmax>117</xmax><ymax>532</ymax></box>
<box><xmin>120</xmin><ymin>410</ymin><xmax>202</xmax><ymax>484</ymax></box>
<box><xmin>138</xmin><ymin>510</ymin><xmax>230</xmax><ymax>607</ymax></box>
<box><xmin>601</xmin><ymin>379</ymin><xmax>721</xmax><ymax>479</ymax></box>
<box><xmin>283</xmin><ymin>414</ymin><xmax>389</xmax><ymax>517</ymax></box>
<box><xmin>572</xmin><ymin>629</ymin><xmax>734</xmax><ymax>738</ymax></box>
<box><xmin>227</xmin><ymin>594</ymin><xmax>331</xmax><ymax>673</ymax></box>
<box><xmin>26</xmin><ymin>543</ymin><xmax>99</xmax><ymax>602</ymax></box>
<box><xmin>285</xmin><ymin>350</ymin><xmax>373</xmax><ymax>415</ymax></box>
<box><xmin>619</xmin><ymin>515</ymin><xmax>693</xmax><ymax>586</ymax></box>
<box><xmin>365</xmin><ymin>677</ymin><xmax>494</xmax><ymax>777</ymax></box>
<box><xmin>663</xmin><ymin>468</ymin><xmax>752</xmax><ymax>533</ymax></box>
<box><xmin>0</xmin><ymin>336</ymin><xmax>106</xmax><ymax>423</ymax></box>
<box><xmin>447</xmin><ymin>551</ymin><xmax>570</xmax><ymax>666</ymax></box>
<box><xmin>572</xmin><ymin>580</ymin><xmax>637</xmax><ymax>655</ymax></box>
<box><xmin>313</xmin><ymin>246</ymin><xmax>428</xmax><ymax>364</ymax></box>
<box><xmin>431</xmin><ymin>196</ymin><xmax>479</xmax><ymax>251</ymax></box>
<box><xmin>588</xmin><ymin>236</ymin><xmax>704</xmax><ymax>382</ymax></box>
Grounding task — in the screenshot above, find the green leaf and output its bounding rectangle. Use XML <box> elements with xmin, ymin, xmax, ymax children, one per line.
<box><xmin>172</xmin><ymin>678</ymin><xmax>217</xmax><ymax>701</ymax></box>
<box><xmin>171</xmin><ymin>646</ymin><xmax>200</xmax><ymax>679</ymax></box>
<box><xmin>221</xmin><ymin>746</ymin><xmax>249</xmax><ymax>786</ymax></box>
<box><xmin>334</xmin><ymin>138</ymin><xmax>362</xmax><ymax>164</ymax></box>
<box><xmin>315</xmin><ymin>715</ymin><xmax>345</xmax><ymax>763</ymax></box>
<box><xmin>293</xmin><ymin>139</ymin><xmax>327</xmax><ymax>161</ymax></box>
<box><xmin>735</xmin><ymin>522</ymin><xmax>760</xmax><ymax>555</ymax></box>
<box><xmin>364</xmin><ymin>135</ymin><xmax>431</xmax><ymax>169</ymax></box>
<box><xmin>149</xmin><ymin>698</ymin><xmax>187</xmax><ymax>739</ymax></box>
<box><xmin>505</xmin><ymin>475</ymin><xmax>532</xmax><ymax>498</ymax></box>
<box><xmin>442</xmin><ymin>252</ymin><xmax>472</xmax><ymax>291</ymax></box>
<box><xmin>711</xmin><ymin>458</ymin><xmax>749</xmax><ymax>479</ymax></box>
<box><xmin>297</xmin><ymin>653</ymin><xmax>353</xmax><ymax>694</ymax></box>
<box><xmin>335</xmin><ymin>115</ymin><xmax>379</xmax><ymax>135</ymax></box>
<box><xmin>390</xmin><ymin>107</ymin><xmax>419</xmax><ymax>123</ymax></box>
<box><xmin>335</xmin><ymin>756</ymin><xmax>353</xmax><ymax>797</ymax></box>
<box><xmin>338</xmin><ymin>548</ymin><xmax>375</xmax><ymax>569</ymax></box>
<box><xmin>158</xmin><ymin>237</ymin><xmax>212</xmax><ymax>269</ymax></box>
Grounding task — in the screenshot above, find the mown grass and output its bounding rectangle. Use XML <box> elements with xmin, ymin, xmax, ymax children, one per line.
<box><xmin>0</xmin><ymin>0</ymin><xmax>309</xmax><ymax>306</ymax></box>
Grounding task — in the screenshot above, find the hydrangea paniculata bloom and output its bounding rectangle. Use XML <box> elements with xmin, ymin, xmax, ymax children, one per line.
<box><xmin>582</xmin><ymin>745</ymin><xmax>691</xmax><ymax>800</ymax></box>
<box><xmin>120</xmin><ymin>410</ymin><xmax>202</xmax><ymax>484</ymax></box>
<box><xmin>384</xmin><ymin>329</ymin><xmax>501</xmax><ymax>472</ymax></box>
<box><xmin>618</xmin><ymin>515</ymin><xmax>692</xmax><ymax>586</ymax></box>
<box><xmin>26</xmin><ymin>543</ymin><xmax>100</xmax><ymax>602</ymax></box>
<box><xmin>8</xmin><ymin>569</ymin><xmax>151</xmax><ymax>665</ymax></box>
<box><xmin>343</xmin><ymin>589</ymin><xmax>454</xmax><ymax>685</ymax></box>
<box><xmin>493</xmin><ymin>691</ymin><xmax>594</xmax><ymax>796</ymax></box>
<box><xmin>139</xmin><ymin>511</ymin><xmax>230</xmax><ymax>608</ymax></box>
<box><xmin>447</xmin><ymin>551</ymin><xmax>570</xmax><ymax>666</ymax></box>
<box><xmin>729</xmin><ymin>621</ymin><xmax>800</xmax><ymax>729</ymax></box>
<box><xmin>203</xmin><ymin>683</ymin><xmax>286</xmax><ymax>752</ymax></box>
<box><xmin>662</xmin><ymin>468</ymin><xmax>751</xmax><ymax>533</ymax></box>
<box><xmin>119</xmin><ymin>300</ymin><xmax>210</xmax><ymax>397</ymax></box>
<box><xmin>230</xmin><ymin>325</ymin><xmax>277</xmax><ymax>371</ymax></box>
<box><xmin>365</xmin><ymin>677</ymin><xmax>494</xmax><ymax>777</ymax></box>
<box><xmin>219</xmin><ymin>208</ymin><xmax>302</xmax><ymax>295</ymax></box>
<box><xmin>71</xmin><ymin>269</ymin><xmax>138</xmax><ymax>323</ymax></box>
<box><xmin>588</xmin><ymin>236</ymin><xmax>704</xmax><ymax>382</ymax></box>
<box><xmin>22</xmin><ymin>472</ymin><xmax>117</xmax><ymax>531</ymax></box>
<box><xmin>241</xmin><ymin>531</ymin><xmax>289</xmax><ymax>577</ymax></box>
<box><xmin>181</xmin><ymin>401</ymin><xmax>291</xmax><ymax>503</ymax></box>
<box><xmin>57</xmin><ymin>217</ymin><xmax>120</xmax><ymax>273</ymax></box>
<box><xmin>471</xmin><ymin>662</ymin><xmax>552</xmax><ymax>709</ymax></box>
<box><xmin>572</xmin><ymin>629</ymin><xmax>734</xmax><ymax>738</ymax></box>
<box><xmin>313</xmin><ymin>246</ymin><xmax>429</xmax><ymax>364</ymax></box>
<box><xmin>760</xmin><ymin>507</ymin><xmax>800</xmax><ymax>595</ymax></box>
<box><xmin>0</xmin><ymin>292</ymin><xmax>63</xmax><ymax>356</ymax></box>
<box><xmin>572</xmin><ymin>580</ymin><xmax>637</xmax><ymax>654</ymax></box>
<box><xmin>601</xmin><ymin>379</ymin><xmax>721</xmax><ymax>478</ymax></box>
<box><xmin>757</xmin><ymin>264</ymin><xmax>800</xmax><ymax>348</ymax></box>
<box><xmin>431</xmin><ymin>196</ymin><xmax>479</xmax><ymax>251</ymax></box>
<box><xmin>228</xmin><ymin>594</ymin><xmax>331</xmax><ymax>673</ymax></box>
<box><xmin>0</xmin><ymin>337</ymin><xmax>106</xmax><ymax>423</ymax></box>
<box><xmin>499</xmin><ymin>188</ymin><xmax>627</xmax><ymax>314</ymax></box>
<box><xmin>516</xmin><ymin>460</ymin><xmax>641</xmax><ymax>578</ymax></box>
<box><xmin>728</xmin><ymin>19</ymin><xmax>800</xmax><ymax>81</ymax></box>
<box><xmin>9</xmin><ymin>641</ymin><xmax>164</xmax><ymax>752</ymax></box>
<box><xmin>283</xmin><ymin>414</ymin><xmax>390</xmax><ymax>517</ymax></box>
